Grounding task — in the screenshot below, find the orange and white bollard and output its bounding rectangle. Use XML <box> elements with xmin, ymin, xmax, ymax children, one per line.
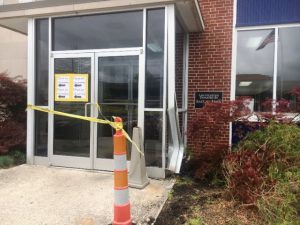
<box><xmin>113</xmin><ymin>117</ymin><xmax>132</xmax><ymax>225</ymax></box>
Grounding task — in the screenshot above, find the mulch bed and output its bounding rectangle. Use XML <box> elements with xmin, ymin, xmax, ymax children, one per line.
<box><xmin>155</xmin><ymin>176</ymin><xmax>261</xmax><ymax>225</ymax></box>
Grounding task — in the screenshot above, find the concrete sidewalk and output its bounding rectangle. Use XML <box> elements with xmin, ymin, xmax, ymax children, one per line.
<box><xmin>0</xmin><ymin>165</ymin><xmax>173</xmax><ymax>225</ymax></box>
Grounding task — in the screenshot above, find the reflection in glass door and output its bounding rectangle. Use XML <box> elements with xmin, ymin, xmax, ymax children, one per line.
<box><xmin>95</xmin><ymin>55</ymin><xmax>139</xmax><ymax>170</ymax></box>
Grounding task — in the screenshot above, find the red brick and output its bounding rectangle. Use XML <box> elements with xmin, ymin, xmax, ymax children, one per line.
<box><xmin>187</xmin><ymin>0</ymin><xmax>233</xmax><ymax>154</ymax></box>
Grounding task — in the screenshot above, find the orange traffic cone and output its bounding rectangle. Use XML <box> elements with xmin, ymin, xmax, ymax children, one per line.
<box><xmin>113</xmin><ymin>117</ymin><xmax>131</xmax><ymax>225</ymax></box>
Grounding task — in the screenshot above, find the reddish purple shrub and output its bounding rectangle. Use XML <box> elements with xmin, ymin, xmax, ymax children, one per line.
<box><xmin>0</xmin><ymin>73</ymin><xmax>27</xmax><ymax>154</ymax></box>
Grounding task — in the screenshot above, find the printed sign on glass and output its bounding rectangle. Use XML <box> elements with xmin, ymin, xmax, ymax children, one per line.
<box><xmin>55</xmin><ymin>74</ymin><xmax>71</xmax><ymax>101</ymax></box>
<box><xmin>72</xmin><ymin>74</ymin><xmax>88</xmax><ymax>102</ymax></box>
<box><xmin>55</xmin><ymin>74</ymin><xmax>89</xmax><ymax>102</ymax></box>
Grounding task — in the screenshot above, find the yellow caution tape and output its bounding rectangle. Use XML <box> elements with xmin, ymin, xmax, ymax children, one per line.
<box><xmin>27</xmin><ymin>104</ymin><xmax>143</xmax><ymax>156</ymax></box>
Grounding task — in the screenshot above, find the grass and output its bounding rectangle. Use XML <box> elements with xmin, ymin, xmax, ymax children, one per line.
<box><xmin>184</xmin><ymin>218</ymin><xmax>203</xmax><ymax>225</ymax></box>
<box><xmin>176</xmin><ymin>176</ymin><xmax>194</xmax><ymax>186</ymax></box>
<box><xmin>168</xmin><ymin>189</ymin><xmax>174</xmax><ymax>200</ymax></box>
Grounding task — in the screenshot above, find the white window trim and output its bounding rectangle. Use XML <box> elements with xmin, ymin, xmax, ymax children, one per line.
<box><xmin>236</xmin><ymin>23</ymin><xmax>300</xmax><ymax>31</ymax></box>
<box><xmin>272</xmin><ymin>28</ymin><xmax>279</xmax><ymax>112</ymax></box>
<box><xmin>26</xmin><ymin>18</ymin><xmax>35</xmax><ymax>164</ymax></box>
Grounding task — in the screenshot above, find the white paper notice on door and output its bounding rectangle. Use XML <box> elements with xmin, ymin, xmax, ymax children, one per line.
<box><xmin>55</xmin><ymin>74</ymin><xmax>70</xmax><ymax>101</ymax></box>
<box><xmin>73</xmin><ymin>74</ymin><xmax>88</xmax><ymax>102</ymax></box>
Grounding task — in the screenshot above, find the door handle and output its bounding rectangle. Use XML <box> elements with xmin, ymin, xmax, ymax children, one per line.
<box><xmin>85</xmin><ymin>103</ymin><xmax>101</xmax><ymax>118</ymax></box>
<box><xmin>85</xmin><ymin>102</ymin><xmax>92</xmax><ymax>117</ymax></box>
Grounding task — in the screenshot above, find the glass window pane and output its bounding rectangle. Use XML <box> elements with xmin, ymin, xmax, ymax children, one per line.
<box><xmin>145</xmin><ymin>8</ymin><xmax>165</xmax><ymax>108</ymax></box>
<box><xmin>277</xmin><ymin>27</ymin><xmax>300</xmax><ymax>112</ymax></box>
<box><xmin>34</xmin><ymin>111</ymin><xmax>48</xmax><ymax>157</ymax></box>
<box><xmin>236</xmin><ymin>29</ymin><xmax>275</xmax><ymax>111</ymax></box>
<box><xmin>144</xmin><ymin>112</ymin><xmax>163</xmax><ymax>167</ymax></box>
<box><xmin>97</xmin><ymin>105</ymin><xmax>137</xmax><ymax>160</ymax></box>
<box><xmin>35</xmin><ymin>19</ymin><xmax>49</xmax><ymax>105</ymax></box>
<box><xmin>97</xmin><ymin>56</ymin><xmax>139</xmax><ymax>160</ymax></box>
<box><xmin>98</xmin><ymin>56</ymin><xmax>139</xmax><ymax>103</ymax></box>
<box><xmin>52</xmin><ymin>11</ymin><xmax>143</xmax><ymax>51</ymax></box>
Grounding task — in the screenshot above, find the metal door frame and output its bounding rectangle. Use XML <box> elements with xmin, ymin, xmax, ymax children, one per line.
<box><xmin>48</xmin><ymin>49</ymin><xmax>144</xmax><ymax>170</ymax></box>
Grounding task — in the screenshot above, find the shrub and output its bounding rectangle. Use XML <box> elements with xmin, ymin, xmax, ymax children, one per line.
<box><xmin>0</xmin><ymin>150</ymin><xmax>25</xmax><ymax>168</ymax></box>
<box><xmin>0</xmin><ymin>73</ymin><xmax>27</xmax><ymax>154</ymax></box>
<box><xmin>0</xmin><ymin>155</ymin><xmax>14</xmax><ymax>168</ymax></box>
<box><xmin>187</xmin><ymin>89</ymin><xmax>300</xmax><ymax>222</ymax></box>
<box><xmin>187</xmin><ymin>98</ymin><xmax>250</xmax><ymax>181</ymax></box>
<box><xmin>224</xmin><ymin>122</ymin><xmax>300</xmax><ymax>224</ymax></box>
<box><xmin>187</xmin><ymin>88</ymin><xmax>300</xmax><ymax>182</ymax></box>
<box><xmin>9</xmin><ymin>149</ymin><xmax>26</xmax><ymax>165</ymax></box>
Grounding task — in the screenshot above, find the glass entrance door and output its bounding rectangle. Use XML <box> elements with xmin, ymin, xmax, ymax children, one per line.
<box><xmin>49</xmin><ymin>51</ymin><xmax>143</xmax><ymax>170</ymax></box>
<box><xmin>49</xmin><ymin>53</ymin><xmax>94</xmax><ymax>169</ymax></box>
<box><xmin>93</xmin><ymin>52</ymin><xmax>143</xmax><ymax>170</ymax></box>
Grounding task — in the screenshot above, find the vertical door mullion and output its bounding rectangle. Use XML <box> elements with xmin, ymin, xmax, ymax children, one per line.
<box><xmin>90</xmin><ymin>53</ymin><xmax>95</xmax><ymax>169</ymax></box>
<box><xmin>138</xmin><ymin>9</ymin><xmax>147</xmax><ymax>137</ymax></box>
<box><xmin>128</xmin><ymin>64</ymin><xmax>132</xmax><ymax>137</ymax></box>
<box><xmin>93</xmin><ymin>54</ymin><xmax>99</xmax><ymax>169</ymax></box>
<box><xmin>138</xmin><ymin>54</ymin><xmax>145</xmax><ymax>144</ymax></box>
<box><xmin>48</xmin><ymin>54</ymin><xmax>54</xmax><ymax>164</ymax></box>
<box><xmin>48</xmin><ymin>17</ymin><xmax>54</xmax><ymax>164</ymax></box>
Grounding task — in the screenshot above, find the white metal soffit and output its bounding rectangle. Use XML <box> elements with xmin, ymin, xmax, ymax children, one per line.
<box><xmin>0</xmin><ymin>18</ymin><xmax>27</xmax><ymax>34</ymax></box>
<box><xmin>0</xmin><ymin>0</ymin><xmax>204</xmax><ymax>34</ymax></box>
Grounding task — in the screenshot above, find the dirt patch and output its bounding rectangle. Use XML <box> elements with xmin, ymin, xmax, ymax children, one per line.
<box><xmin>155</xmin><ymin>176</ymin><xmax>261</xmax><ymax>225</ymax></box>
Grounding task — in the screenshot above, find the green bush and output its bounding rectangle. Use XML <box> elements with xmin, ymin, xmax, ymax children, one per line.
<box><xmin>0</xmin><ymin>155</ymin><xmax>14</xmax><ymax>168</ymax></box>
<box><xmin>224</xmin><ymin>122</ymin><xmax>300</xmax><ymax>224</ymax></box>
<box><xmin>9</xmin><ymin>150</ymin><xmax>26</xmax><ymax>165</ymax></box>
<box><xmin>0</xmin><ymin>150</ymin><xmax>26</xmax><ymax>169</ymax></box>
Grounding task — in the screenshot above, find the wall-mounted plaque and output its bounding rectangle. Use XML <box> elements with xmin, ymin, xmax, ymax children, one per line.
<box><xmin>195</xmin><ymin>92</ymin><xmax>223</xmax><ymax>108</ymax></box>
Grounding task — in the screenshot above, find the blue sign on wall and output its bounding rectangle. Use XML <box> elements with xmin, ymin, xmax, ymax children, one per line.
<box><xmin>237</xmin><ymin>0</ymin><xmax>300</xmax><ymax>27</ymax></box>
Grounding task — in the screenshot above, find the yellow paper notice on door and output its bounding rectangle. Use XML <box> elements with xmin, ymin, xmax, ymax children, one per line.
<box><xmin>55</xmin><ymin>74</ymin><xmax>89</xmax><ymax>102</ymax></box>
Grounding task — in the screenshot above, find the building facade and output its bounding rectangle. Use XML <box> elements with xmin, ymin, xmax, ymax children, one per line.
<box><xmin>0</xmin><ymin>0</ymin><xmax>299</xmax><ymax>178</ymax></box>
<box><xmin>0</xmin><ymin>26</ymin><xmax>27</xmax><ymax>78</ymax></box>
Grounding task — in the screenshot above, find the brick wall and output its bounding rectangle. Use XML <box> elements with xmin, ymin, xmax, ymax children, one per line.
<box><xmin>187</xmin><ymin>0</ymin><xmax>233</xmax><ymax>155</ymax></box>
<box><xmin>175</xmin><ymin>32</ymin><xmax>184</xmax><ymax>109</ymax></box>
